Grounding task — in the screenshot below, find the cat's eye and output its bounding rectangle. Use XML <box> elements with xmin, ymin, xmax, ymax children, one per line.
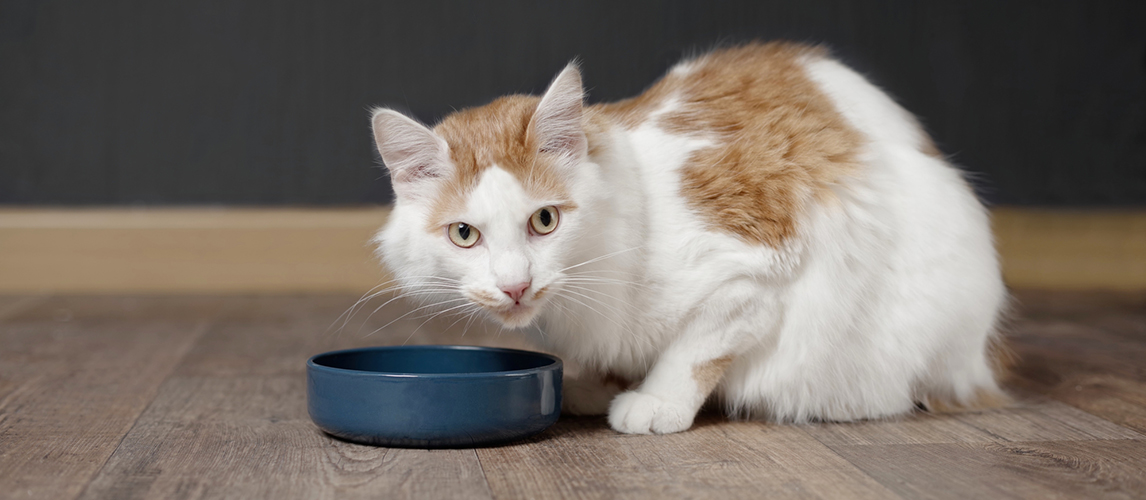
<box><xmin>448</xmin><ymin>222</ymin><xmax>481</xmax><ymax>248</ymax></box>
<box><xmin>529</xmin><ymin>206</ymin><xmax>560</xmax><ymax>235</ymax></box>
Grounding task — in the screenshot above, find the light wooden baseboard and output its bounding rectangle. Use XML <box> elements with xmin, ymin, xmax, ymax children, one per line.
<box><xmin>0</xmin><ymin>208</ymin><xmax>390</xmax><ymax>294</ymax></box>
<box><xmin>0</xmin><ymin>207</ymin><xmax>1142</xmax><ymax>293</ymax></box>
<box><xmin>991</xmin><ymin>208</ymin><xmax>1145</xmax><ymax>291</ymax></box>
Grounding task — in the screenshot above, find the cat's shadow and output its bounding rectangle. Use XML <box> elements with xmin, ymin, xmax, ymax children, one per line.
<box><xmin>497</xmin><ymin>408</ymin><xmax>732</xmax><ymax>447</ymax></box>
<box><xmin>315</xmin><ymin>409</ymin><xmax>740</xmax><ymax>452</ymax></box>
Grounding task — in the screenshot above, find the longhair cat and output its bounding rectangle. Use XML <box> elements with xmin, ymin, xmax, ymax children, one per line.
<box><xmin>370</xmin><ymin>42</ymin><xmax>1008</xmax><ymax>434</ymax></box>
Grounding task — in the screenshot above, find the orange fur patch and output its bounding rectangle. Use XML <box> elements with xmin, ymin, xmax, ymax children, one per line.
<box><xmin>466</xmin><ymin>289</ymin><xmax>503</xmax><ymax>308</ymax></box>
<box><xmin>424</xmin><ymin>42</ymin><xmax>863</xmax><ymax>246</ymax></box>
<box><xmin>597</xmin><ymin>42</ymin><xmax>864</xmax><ymax>247</ymax></box>
<box><xmin>428</xmin><ymin>96</ymin><xmax>575</xmax><ymax>231</ymax></box>
<box><xmin>691</xmin><ymin>355</ymin><xmax>735</xmax><ymax>395</ymax></box>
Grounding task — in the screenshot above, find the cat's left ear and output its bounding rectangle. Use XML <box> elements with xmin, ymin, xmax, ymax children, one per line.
<box><xmin>528</xmin><ymin>63</ymin><xmax>587</xmax><ymax>163</ymax></box>
<box><xmin>371</xmin><ymin>108</ymin><xmax>451</xmax><ymax>202</ymax></box>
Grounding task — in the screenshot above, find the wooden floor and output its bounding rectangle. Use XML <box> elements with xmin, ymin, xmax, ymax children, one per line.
<box><xmin>1</xmin><ymin>291</ymin><xmax>1144</xmax><ymax>499</ymax></box>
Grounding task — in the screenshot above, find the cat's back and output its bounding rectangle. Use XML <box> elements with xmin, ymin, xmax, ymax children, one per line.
<box><xmin>591</xmin><ymin>44</ymin><xmax>1004</xmax><ymax>421</ymax></box>
<box><xmin>595</xmin><ymin>42</ymin><xmax>929</xmax><ymax>248</ymax></box>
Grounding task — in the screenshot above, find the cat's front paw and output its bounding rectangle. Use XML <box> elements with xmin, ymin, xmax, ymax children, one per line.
<box><xmin>608</xmin><ymin>391</ymin><xmax>695</xmax><ymax>434</ymax></box>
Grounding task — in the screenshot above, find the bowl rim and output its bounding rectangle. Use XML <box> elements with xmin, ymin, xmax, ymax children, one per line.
<box><xmin>306</xmin><ymin>345</ymin><xmax>562</xmax><ymax>379</ymax></box>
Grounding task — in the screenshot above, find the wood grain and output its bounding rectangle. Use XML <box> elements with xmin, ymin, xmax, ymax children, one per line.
<box><xmin>801</xmin><ymin>412</ymin><xmax>996</xmax><ymax>447</ymax></box>
<box><xmin>2</xmin><ymin>292</ymin><xmax>1146</xmax><ymax>499</ymax></box>
<box><xmin>1007</xmin><ymin>291</ymin><xmax>1146</xmax><ymax>434</ymax></box>
<box><xmin>831</xmin><ymin>440</ymin><xmax>1146</xmax><ymax>499</ymax></box>
<box><xmin>78</xmin><ymin>376</ymin><xmax>493</xmax><ymax>500</ymax></box>
<box><xmin>477</xmin><ymin>414</ymin><xmax>897</xmax><ymax>499</ymax></box>
<box><xmin>78</xmin><ymin>295</ymin><xmax>495</xmax><ymax>499</ymax></box>
<box><xmin>952</xmin><ymin>397</ymin><xmax>1143</xmax><ymax>442</ymax></box>
<box><xmin>805</xmin><ymin>398</ymin><xmax>1142</xmax><ymax>449</ymax></box>
<box><xmin>0</xmin><ymin>297</ymin><xmax>209</xmax><ymax>500</ymax></box>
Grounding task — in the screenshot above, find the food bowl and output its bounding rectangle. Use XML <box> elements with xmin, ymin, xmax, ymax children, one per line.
<box><xmin>307</xmin><ymin>345</ymin><xmax>562</xmax><ymax>448</ymax></box>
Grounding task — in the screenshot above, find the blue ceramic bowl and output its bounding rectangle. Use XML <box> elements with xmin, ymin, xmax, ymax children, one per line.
<box><xmin>307</xmin><ymin>345</ymin><xmax>562</xmax><ymax>448</ymax></box>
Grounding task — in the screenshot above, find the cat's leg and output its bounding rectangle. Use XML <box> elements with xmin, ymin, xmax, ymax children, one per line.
<box><xmin>607</xmin><ymin>332</ymin><xmax>738</xmax><ymax>434</ymax></box>
<box><xmin>607</xmin><ymin>290</ymin><xmax>768</xmax><ymax>435</ymax></box>
<box><xmin>562</xmin><ymin>373</ymin><xmax>627</xmax><ymax>416</ymax></box>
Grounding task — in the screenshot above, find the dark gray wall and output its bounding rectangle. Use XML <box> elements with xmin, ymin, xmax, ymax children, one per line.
<box><xmin>1</xmin><ymin>0</ymin><xmax>1143</xmax><ymax>206</ymax></box>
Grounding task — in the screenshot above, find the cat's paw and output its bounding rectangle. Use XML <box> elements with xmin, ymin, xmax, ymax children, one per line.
<box><xmin>608</xmin><ymin>391</ymin><xmax>695</xmax><ymax>434</ymax></box>
<box><xmin>562</xmin><ymin>378</ymin><xmax>616</xmax><ymax>416</ymax></box>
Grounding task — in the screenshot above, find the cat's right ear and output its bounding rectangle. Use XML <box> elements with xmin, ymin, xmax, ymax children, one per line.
<box><xmin>371</xmin><ymin>108</ymin><xmax>451</xmax><ymax>201</ymax></box>
<box><xmin>529</xmin><ymin>63</ymin><xmax>587</xmax><ymax>164</ymax></box>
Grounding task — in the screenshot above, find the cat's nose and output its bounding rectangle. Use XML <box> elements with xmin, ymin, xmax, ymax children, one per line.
<box><xmin>499</xmin><ymin>281</ymin><xmax>531</xmax><ymax>303</ymax></box>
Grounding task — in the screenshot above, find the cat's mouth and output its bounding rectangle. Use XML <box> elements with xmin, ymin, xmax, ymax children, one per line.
<box><xmin>492</xmin><ymin>303</ymin><xmax>538</xmax><ymax>328</ymax></box>
<box><xmin>463</xmin><ymin>286</ymin><xmax>549</xmax><ymax>328</ymax></box>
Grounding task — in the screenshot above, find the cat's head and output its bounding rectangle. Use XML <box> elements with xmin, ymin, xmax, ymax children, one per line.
<box><xmin>371</xmin><ymin>65</ymin><xmax>601</xmax><ymax>328</ymax></box>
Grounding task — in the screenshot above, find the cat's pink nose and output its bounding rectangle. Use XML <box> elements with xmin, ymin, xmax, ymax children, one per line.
<box><xmin>500</xmin><ymin>281</ymin><xmax>531</xmax><ymax>303</ymax></box>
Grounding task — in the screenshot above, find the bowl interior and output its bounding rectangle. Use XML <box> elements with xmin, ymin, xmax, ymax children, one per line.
<box><xmin>310</xmin><ymin>346</ymin><xmax>557</xmax><ymax>375</ymax></box>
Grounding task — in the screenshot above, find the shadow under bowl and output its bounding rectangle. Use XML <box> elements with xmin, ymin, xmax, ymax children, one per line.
<box><xmin>307</xmin><ymin>345</ymin><xmax>562</xmax><ymax>448</ymax></box>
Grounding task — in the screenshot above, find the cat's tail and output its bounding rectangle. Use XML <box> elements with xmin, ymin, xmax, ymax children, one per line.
<box><xmin>919</xmin><ymin>328</ymin><xmax>1016</xmax><ymax>413</ymax></box>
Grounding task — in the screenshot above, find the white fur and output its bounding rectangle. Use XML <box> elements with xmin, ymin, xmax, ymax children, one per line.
<box><xmin>373</xmin><ymin>54</ymin><xmax>1005</xmax><ymax>434</ymax></box>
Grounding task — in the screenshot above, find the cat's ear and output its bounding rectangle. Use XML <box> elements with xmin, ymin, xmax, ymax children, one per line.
<box><xmin>371</xmin><ymin>108</ymin><xmax>451</xmax><ymax>200</ymax></box>
<box><xmin>528</xmin><ymin>63</ymin><xmax>587</xmax><ymax>162</ymax></box>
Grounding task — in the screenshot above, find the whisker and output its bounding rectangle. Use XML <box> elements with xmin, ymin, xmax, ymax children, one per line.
<box><xmin>548</xmin><ymin>297</ymin><xmax>590</xmax><ymax>337</ymax></box>
<box><xmin>362</xmin><ymin>297</ymin><xmax>471</xmax><ymax>338</ymax></box>
<box><xmin>354</xmin><ymin>287</ymin><xmax>460</xmax><ymax>334</ymax></box>
<box><xmin>563</xmin><ymin>268</ymin><xmax>643</xmax><ymax>278</ymax></box>
<box><xmin>557</xmin><ymin>276</ymin><xmax>652</xmax><ymax>290</ymax></box>
<box><xmin>400</xmin><ymin>301</ymin><xmax>480</xmax><ymax>345</ymax></box>
<box><xmin>458</xmin><ymin>304</ymin><xmax>486</xmax><ymax>338</ymax></box>
<box><xmin>555</xmin><ymin>287</ymin><xmax>657</xmax><ymax>364</ymax></box>
<box><xmin>442</xmin><ymin>304</ymin><xmax>479</xmax><ymax>331</ymax></box>
<box><xmin>461</xmin><ymin>308</ymin><xmax>484</xmax><ymax>338</ymax></box>
<box><xmin>327</xmin><ymin>280</ymin><xmax>404</xmax><ymax>334</ymax></box>
<box><xmin>556</xmin><ymin>286</ymin><xmax>632</xmax><ymax>320</ymax></box>
<box><xmin>551</xmin><ymin>290</ymin><xmax>633</xmax><ymax>341</ymax></box>
<box><xmin>330</xmin><ymin>274</ymin><xmax>464</xmax><ymax>334</ymax></box>
<box><xmin>558</xmin><ymin>246</ymin><xmax>641</xmax><ymax>273</ymax></box>
<box><xmin>558</xmin><ymin>287</ymin><xmax>633</xmax><ymax>310</ymax></box>
<box><xmin>340</xmin><ymin>284</ymin><xmax>453</xmax><ymax>330</ymax></box>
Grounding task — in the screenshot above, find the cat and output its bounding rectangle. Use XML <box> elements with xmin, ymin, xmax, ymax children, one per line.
<box><xmin>369</xmin><ymin>42</ymin><xmax>1009</xmax><ymax>434</ymax></box>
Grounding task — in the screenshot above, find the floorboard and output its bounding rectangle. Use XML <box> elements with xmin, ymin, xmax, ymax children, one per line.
<box><xmin>0</xmin><ymin>291</ymin><xmax>1144</xmax><ymax>499</ymax></box>
<box><xmin>0</xmin><ymin>297</ymin><xmax>212</xmax><ymax>499</ymax></box>
<box><xmin>1008</xmin><ymin>292</ymin><xmax>1146</xmax><ymax>435</ymax></box>
<box><xmin>832</xmin><ymin>440</ymin><xmax>1146</xmax><ymax>499</ymax></box>
<box><xmin>78</xmin><ymin>296</ymin><xmax>495</xmax><ymax>500</ymax></box>
<box><xmin>0</xmin><ymin>295</ymin><xmax>45</xmax><ymax>321</ymax></box>
<box><xmin>478</xmin><ymin>415</ymin><xmax>897</xmax><ymax>499</ymax></box>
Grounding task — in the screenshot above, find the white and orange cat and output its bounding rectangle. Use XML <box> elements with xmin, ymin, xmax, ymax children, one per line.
<box><xmin>370</xmin><ymin>42</ymin><xmax>1008</xmax><ymax>434</ymax></box>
